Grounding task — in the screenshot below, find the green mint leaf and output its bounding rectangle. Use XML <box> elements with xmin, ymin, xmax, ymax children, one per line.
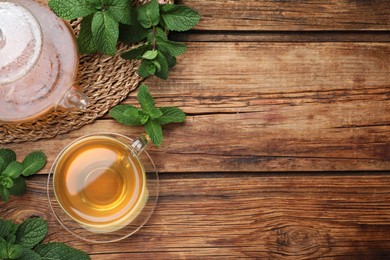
<box><xmin>107</xmin><ymin>0</ymin><xmax>133</xmax><ymax>25</ymax></box>
<box><xmin>152</xmin><ymin>60</ymin><xmax>161</xmax><ymax>71</ymax></box>
<box><xmin>162</xmin><ymin>51</ymin><xmax>176</xmax><ymax>68</ymax></box>
<box><xmin>6</xmin><ymin>235</ymin><xmax>16</xmax><ymax>245</ymax></box>
<box><xmin>160</xmin><ymin>4</ymin><xmax>200</xmax><ymax>32</ymax></box>
<box><xmin>1</xmin><ymin>177</ymin><xmax>14</xmax><ymax>189</ymax></box>
<box><xmin>3</xmin><ymin>161</ymin><xmax>23</xmax><ymax>179</ymax></box>
<box><xmin>121</xmin><ymin>44</ymin><xmax>152</xmax><ymax>60</ymax></box>
<box><xmin>142</xmin><ymin>50</ymin><xmax>158</xmax><ymax>60</ymax></box>
<box><xmin>138</xmin><ymin>60</ymin><xmax>154</xmax><ymax>78</ymax></box>
<box><xmin>21</xmin><ymin>151</ymin><xmax>46</xmax><ymax>177</ymax></box>
<box><xmin>0</xmin><ymin>238</ymin><xmax>7</xmax><ymax>259</ymax></box>
<box><xmin>136</xmin><ymin>0</ymin><xmax>159</xmax><ymax>28</ymax></box>
<box><xmin>77</xmin><ymin>15</ymin><xmax>98</xmax><ymax>54</ymax></box>
<box><xmin>91</xmin><ymin>11</ymin><xmax>119</xmax><ymax>55</ymax></box>
<box><xmin>0</xmin><ymin>149</ymin><xmax>16</xmax><ymax>168</ymax></box>
<box><xmin>147</xmin><ymin>64</ymin><xmax>157</xmax><ymax>75</ymax></box>
<box><xmin>146</xmin><ymin>27</ymin><xmax>168</xmax><ymax>42</ymax></box>
<box><xmin>16</xmin><ymin>217</ymin><xmax>48</xmax><ymax>249</ymax></box>
<box><xmin>0</xmin><ymin>219</ymin><xmax>7</xmax><ymax>238</ymax></box>
<box><xmin>140</xmin><ymin>115</ymin><xmax>149</xmax><ymax>125</ymax></box>
<box><xmin>0</xmin><ymin>219</ymin><xmax>18</xmax><ymax>242</ymax></box>
<box><xmin>7</xmin><ymin>243</ymin><xmax>24</xmax><ymax>259</ymax></box>
<box><xmin>8</xmin><ymin>177</ymin><xmax>26</xmax><ymax>196</ymax></box>
<box><xmin>5</xmin><ymin>220</ymin><xmax>18</xmax><ymax>236</ymax></box>
<box><xmin>156</xmin><ymin>38</ymin><xmax>187</xmax><ymax>57</ymax></box>
<box><xmin>138</xmin><ymin>110</ymin><xmax>150</xmax><ymax>124</ymax></box>
<box><xmin>155</xmin><ymin>27</ymin><xmax>168</xmax><ymax>41</ymax></box>
<box><xmin>119</xmin><ymin>8</ymin><xmax>148</xmax><ymax>43</ymax></box>
<box><xmin>0</xmin><ymin>186</ymin><xmax>10</xmax><ymax>202</ymax></box>
<box><xmin>109</xmin><ymin>105</ymin><xmax>143</xmax><ymax>126</ymax></box>
<box><xmin>119</xmin><ymin>23</ymin><xmax>149</xmax><ymax>44</ymax></box>
<box><xmin>4</xmin><ymin>220</ymin><xmax>18</xmax><ymax>244</ymax></box>
<box><xmin>139</xmin><ymin>110</ymin><xmax>148</xmax><ymax>116</ymax></box>
<box><xmin>0</xmin><ymin>157</ymin><xmax>5</xmax><ymax>174</ymax></box>
<box><xmin>144</xmin><ymin>120</ymin><xmax>163</xmax><ymax>146</ymax></box>
<box><xmin>15</xmin><ymin>248</ymin><xmax>42</xmax><ymax>260</ymax></box>
<box><xmin>154</xmin><ymin>51</ymin><xmax>169</xmax><ymax>80</ymax></box>
<box><xmin>85</xmin><ymin>0</ymin><xmax>101</xmax><ymax>9</ymax></box>
<box><xmin>137</xmin><ymin>84</ymin><xmax>155</xmax><ymax>113</ymax></box>
<box><xmin>48</xmin><ymin>0</ymin><xmax>96</xmax><ymax>20</ymax></box>
<box><xmin>35</xmin><ymin>242</ymin><xmax>90</xmax><ymax>260</ymax></box>
<box><xmin>149</xmin><ymin>108</ymin><xmax>163</xmax><ymax>119</ymax></box>
<box><xmin>155</xmin><ymin>106</ymin><xmax>186</xmax><ymax>125</ymax></box>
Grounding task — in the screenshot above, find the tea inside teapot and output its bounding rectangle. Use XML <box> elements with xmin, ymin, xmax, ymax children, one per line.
<box><xmin>0</xmin><ymin>0</ymin><xmax>87</xmax><ymax>123</ymax></box>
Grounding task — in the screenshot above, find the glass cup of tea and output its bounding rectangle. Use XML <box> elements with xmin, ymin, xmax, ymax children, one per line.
<box><xmin>47</xmin><ymin>133</ymin><xmax>158</xmax><ymax>243</ymax></box>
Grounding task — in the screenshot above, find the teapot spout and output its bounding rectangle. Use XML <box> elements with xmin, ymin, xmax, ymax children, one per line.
<box><xmin>59</xmin><ymin>88</ymin><xmax>89</xmax><ymax>110</ymax></box>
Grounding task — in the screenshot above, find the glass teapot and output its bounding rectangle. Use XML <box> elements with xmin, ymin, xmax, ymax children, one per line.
<box><xmin>0</xmin><ymin>0</ymin><xmax>88</xmax><ymax>123</ymax></box>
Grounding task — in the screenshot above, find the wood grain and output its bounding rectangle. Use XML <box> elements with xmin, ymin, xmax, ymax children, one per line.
<box><xmin>171</xmin><ymin>31</ymin><xmax>390</xmax><ymax>43</ymax></box>
<box><xmin>178</xmin><ymin>0</ymin><xmax>390</xmax><ymax>31</ymax></box>
<box><xmin>1</xmin><ymin>174</ymin><xmax>390</xmax><ymax>259</ymax></box>
<box><xmin>2</xmin><ymin>1</ymin><xmax>389</xmax><ymax>259</ymax></box>
<box><xmin>3</xmin><ymin>42</ymin><xmax>390</xmax><ymax>172</ymax></box>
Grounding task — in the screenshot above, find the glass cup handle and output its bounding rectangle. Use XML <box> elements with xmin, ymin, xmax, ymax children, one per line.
<box><xmin>131</xmin><ymin>134</ymin><xmax>149</xmax><ymax>155</ymax></box>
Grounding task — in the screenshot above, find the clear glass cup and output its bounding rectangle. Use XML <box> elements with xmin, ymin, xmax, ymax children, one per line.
<box><xmin>47</xmin><ymin>133</ymin><xmax>159</xmax><ymax>243</ymax></box>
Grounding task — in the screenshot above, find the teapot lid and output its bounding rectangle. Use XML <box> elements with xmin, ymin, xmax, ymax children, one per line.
<box><xmin>0</xmin><ymin>1</ymin><xmax>42</xmax><ymax>84</ymax></box>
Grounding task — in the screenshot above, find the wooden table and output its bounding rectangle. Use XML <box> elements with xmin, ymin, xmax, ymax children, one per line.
<box><xmin>1</xmin><ymin>0</ymin><xmax>390</xmax><ymax>258</ymax></box>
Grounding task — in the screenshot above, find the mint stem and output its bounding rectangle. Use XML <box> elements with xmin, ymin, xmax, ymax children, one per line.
<box><xmin>152</xmin><ymin>26</ymin><xmax>157</xmax><ymax>50</ymax></box>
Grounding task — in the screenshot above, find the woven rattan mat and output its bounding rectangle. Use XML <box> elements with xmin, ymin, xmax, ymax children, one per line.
<box><xmin>0</xmin><ymin>0</ymin><xmax>170</xmax><ymax>144</ymax></box>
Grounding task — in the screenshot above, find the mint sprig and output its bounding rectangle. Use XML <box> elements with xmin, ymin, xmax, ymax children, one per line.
<box><xmin>49</xmin><ymin>0</ymin><xmax>132</xmax><ymax>55</ymax></box>
<box><xmin>0</xmin><ymin>149</ymin><xmax>46</xmax><ymax>202</ymax></box>
<box><xmin>49</xmin><ymin>0</ymin><xmax>201</xmax><ymax>80</ymax></box>
<box><xmin>136</xmin><ymin>0</ymin><xmax>160</xmax><ymax>28</ymax></box>
<box><xmin>0</xmin><ymin>217</ymin><xmax>90</xmax><ymax>260</ymax></box>
<box><xmin>121</xmin><ymin>0</ymin><xmax>199</xmax><ymax>79</ymax></box>
<box><xmin>109</xmin><ymin>84</ymin><xmax>186</xmax><ymax>146</ymax></box>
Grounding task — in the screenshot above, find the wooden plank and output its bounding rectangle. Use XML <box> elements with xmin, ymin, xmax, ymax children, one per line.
<box><xmin>171</xmin><ymin>31</ymin><xmax>390</xmax><ymax>43</ymax></box>
<box><xmin>144</xmin><ymin>42</ymin><xmax>390</xmax><ymax>97</ymax></box>
<box><xmin>179</xmin><ymin>0</ymin><xmax>390</xmax><ymax>31</ymax></box>
<box><xmin>3</xmin><ymin>42</ymin><xmax>389</xmax><ymax>172</ymax></box>
<box><xmin>1</xmin><ymin>174</ymin><xmax>390</xmax><ymax>259</ymax></box>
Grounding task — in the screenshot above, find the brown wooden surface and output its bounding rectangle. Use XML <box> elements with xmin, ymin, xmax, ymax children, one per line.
<box><xmin>5</xmin><ymin>42</ymin><xmax>390</xmax><ymax>172</ymax></box>
<box><xmin>178</xmin><ymin>0</ymin><xmax>390</xmax><ymax>31</ymax></box>
<box><xmin>1</xmin><ymin>0</ymin><xmax>390</xmax><ymax>259</ymax></box>
<box><xmin>1</xmin><ymin>174</ymin><xmax>390</xmax><ymax>259</ymax></box>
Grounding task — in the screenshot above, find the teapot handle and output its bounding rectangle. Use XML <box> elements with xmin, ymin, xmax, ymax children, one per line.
<box><xmin>59</xmin><ymin>87</ymin><xmax>89</xmax><ymax>110</ymax></box>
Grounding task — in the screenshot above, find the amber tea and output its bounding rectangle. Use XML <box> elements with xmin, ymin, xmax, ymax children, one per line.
<box><xmin>53</xmin><ymin>135</ymin><xmax>146</xmax><ymax>233</ymax></box>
